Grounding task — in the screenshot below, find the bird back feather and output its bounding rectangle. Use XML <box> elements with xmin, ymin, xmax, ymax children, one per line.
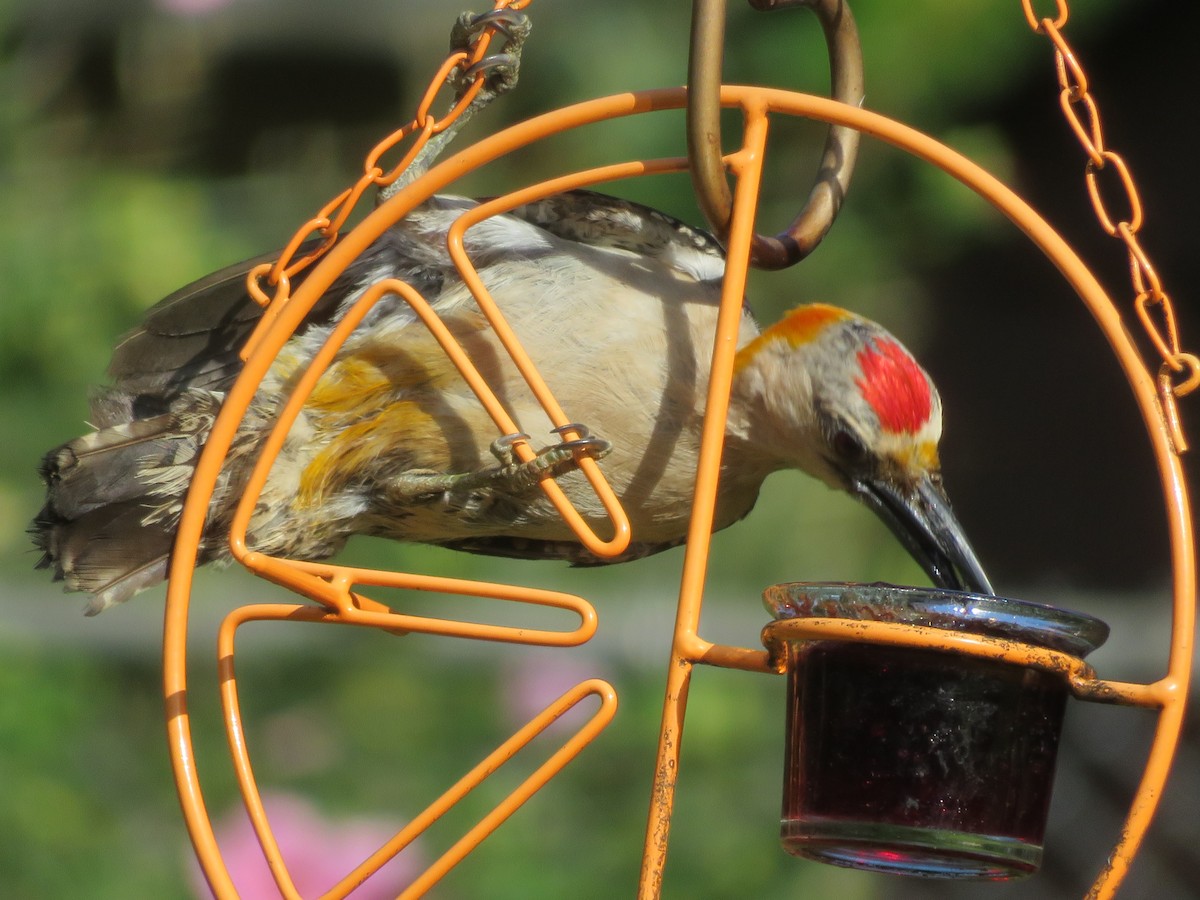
<box><xmin>32</xmin><ymin>191</ymin><xmax>742</xmax><ymax>611</ymax></box>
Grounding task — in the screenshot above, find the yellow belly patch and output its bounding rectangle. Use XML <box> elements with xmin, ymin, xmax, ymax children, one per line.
<box><xmin>298</xmin><ymin>399</ymin><xmax>449</xmax><ymax>506</ymax></box>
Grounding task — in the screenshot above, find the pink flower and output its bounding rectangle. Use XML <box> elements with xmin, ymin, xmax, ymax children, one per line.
<box><xmin>189</xmin><ymin>793</ymin><xmax>423</xmax><ymax>899</ymax></box>
<box><xmin>502</xmin><ymin>655</ymin><xmax>611</xmax><ymax>731</ymax></box>
<box><xmin>155</xmin><ymin>0</ymin><xmax>238</xmax><ymax>17</ymax></box>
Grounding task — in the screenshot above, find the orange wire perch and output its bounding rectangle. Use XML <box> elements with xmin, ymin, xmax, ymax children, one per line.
<box><xmin>162</xmin><ymin>15</ymin><xmax>1193</xmax><ymax>900</ymax></box>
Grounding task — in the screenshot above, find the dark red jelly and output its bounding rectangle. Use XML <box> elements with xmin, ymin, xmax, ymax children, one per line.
<box><xmin>765</xmin><ymin>584</ymin><xmax>1108</xmax><ymax>879</ymax></box>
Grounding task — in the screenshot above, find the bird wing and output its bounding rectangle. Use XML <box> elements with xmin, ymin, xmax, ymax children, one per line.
<box><xmin>103</xmin><ymin>191</ymin><xmax>727</xmax><ymax>415</ymax></box>
<box><xmin>103</xmin><ymin>240</ymin><xmax>354</xmax><ymax>408</ymax></box>
<box><xmin>503</xmin><ymin>189</ymin><xmax>727</xmax><ymax>284</ymax></box>
<box><xmin>100</xmin><ymin>232</ymin><xmax>458</xmax><ymax>423</ymax></box>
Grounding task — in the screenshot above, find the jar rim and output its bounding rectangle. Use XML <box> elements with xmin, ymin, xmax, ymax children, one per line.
<box><xmin>763</xmin><ymin>582</ymin><xmax>1109</xmax><ymax>658</ymax></box>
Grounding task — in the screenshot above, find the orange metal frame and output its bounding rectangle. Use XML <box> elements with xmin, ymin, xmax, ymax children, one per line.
<box><xmin>164</xmin><ymin>87</ymin><xmax>1194</xmax><ymax>900</ymax></box>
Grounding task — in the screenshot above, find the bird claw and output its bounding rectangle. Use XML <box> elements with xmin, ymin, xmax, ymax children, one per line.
<box><xmin>487</xmin><ymin>424</ymin><xmax>611</xmax><ymax>490</ymax></box>
<box><xmin>532</xmin><ymin>423</ymin><xmax>613</xmax><ymax>474</ymax></box>
<box><xmin>449</xmin><ymin>9</ymin><xmax>531</xmax><ymax>98</ymax></box>
<box><xmin>457</xmin><ymin>53</ymin><xmax>521</xmax><ymax>95</ymax></box>
<box><xmin>451</xmin><ymin>9</ymin><xmax>532</xmax><ymax>50</ymax></box>
<box><xmin>489</xmin><ymin>425</ymin><xmax>610</xmax><ymax>468</ymax></box>
<box><xmin>549</xmin><ymin>423</ymin><xmax>612</xmax><ymax>459</ymax></box>
<box><xmin>489</xmin><ymin>432</ymin><xmax>532</xmax><ymax>468</ymax></box>
<box><xmin>390</xmin><ymin>425</ymin><xmax>612</xmax><ymax>501</ymax></box>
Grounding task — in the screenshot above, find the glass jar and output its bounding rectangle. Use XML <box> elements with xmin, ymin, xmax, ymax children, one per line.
<box><xmin>764</xmin><ymin>583</ymin><xmax>1109</xmax><ymax>879</ymax></box>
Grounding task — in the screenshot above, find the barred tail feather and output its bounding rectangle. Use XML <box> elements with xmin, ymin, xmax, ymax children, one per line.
<box><xmin>33</xmin><ymin>502</ymin><xmax>175</xmax><ymax>615</ymax></box>
<box><xmin>32</xmin><ymin>390</ymin><xmax>221</xmax><ymax>613</ymax></box>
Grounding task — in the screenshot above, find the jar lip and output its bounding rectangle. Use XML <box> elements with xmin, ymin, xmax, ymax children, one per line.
<box><xmin>762</xmin><ymin>582</ymin><xmax>1110</xmax><ymax>658</ymax></box>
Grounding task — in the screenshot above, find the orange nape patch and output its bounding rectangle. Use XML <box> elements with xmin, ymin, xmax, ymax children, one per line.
<box><xmin>734</xmin><ymin>304</ymin><xmax>849</xmax><ymax>371</ymax></box>
<box><xmin>855</xmin><ymin>338</ymin><xmax>932</xmax><ymax>434</ymax></box>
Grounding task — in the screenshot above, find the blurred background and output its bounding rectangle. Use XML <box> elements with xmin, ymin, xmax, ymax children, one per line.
<box><xmin>2</xmin><ymin>0</ymin><xmax>1198</xmax><ymax>897</ymax></box>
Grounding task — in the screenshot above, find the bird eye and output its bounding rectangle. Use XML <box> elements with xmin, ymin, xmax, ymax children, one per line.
<box><xmin>832</xmin><ymin>429</ymin><xmax>867</xmax><ymax>464</ymax></box>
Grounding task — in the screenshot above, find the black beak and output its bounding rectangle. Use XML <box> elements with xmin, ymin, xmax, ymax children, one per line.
<box><xmin>852</xmin><ymin>472</ymin><xmax>994</xmax><ymax>595</ymax></box>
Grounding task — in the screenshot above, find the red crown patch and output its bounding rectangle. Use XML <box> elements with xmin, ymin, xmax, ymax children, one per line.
<box><xmin>855</xmin><ymin>339</ymin><xmax>932</xmax><ymax>434</ymax></box>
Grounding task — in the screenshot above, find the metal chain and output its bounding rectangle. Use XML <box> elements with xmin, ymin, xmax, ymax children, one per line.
<box><xmin>240</xmin><ymin>0</ymin><xmax>532</xmax><ymax>357</ymax></box>
<box><xmin>1022</xmin><ymin>0</ymin><xmax>1197</xmax><ymax>453</ymax></box>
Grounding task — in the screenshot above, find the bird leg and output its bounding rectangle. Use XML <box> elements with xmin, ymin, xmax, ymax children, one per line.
<box><xmin>388</xmin><ymin>425</ymin><xmax>611</xmax><ymax>500</ymax></box>
<box><xmin>379</xmin><ymin>8</ymin><xmax>531</xmax><ymax>201</ymax></box>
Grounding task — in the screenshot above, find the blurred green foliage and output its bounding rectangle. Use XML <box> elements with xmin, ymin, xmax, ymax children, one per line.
<box><xmin>0</xmin><ymin>1</ymin><xmax>1131</xmax><ymax>898</ymax></box>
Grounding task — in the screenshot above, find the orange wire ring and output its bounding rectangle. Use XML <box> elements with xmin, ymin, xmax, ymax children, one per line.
<box><xmin>162</xmin><ymin>17</ymin><xmax>1193</xmax><ymax>900</ymax></box>
<box><xmin>164</xmin><ymin>85</ymin><xmax>1195</xmax><ymax>900</ymax></box>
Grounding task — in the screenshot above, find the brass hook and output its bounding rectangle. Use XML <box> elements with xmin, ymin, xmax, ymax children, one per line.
<box><xmin>687</xmin><ymin>0</ymin><xmax>864</xmax><ymax>269</ymax></box>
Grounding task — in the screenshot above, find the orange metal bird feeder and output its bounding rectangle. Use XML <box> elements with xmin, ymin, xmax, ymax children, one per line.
<box><xmin>161</xmin><ymin>1</ymin><xmax>1194</xmax><ymax>898</ymax></box>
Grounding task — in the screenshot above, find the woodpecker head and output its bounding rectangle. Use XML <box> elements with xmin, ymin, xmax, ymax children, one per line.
<box><xmin>731</xmin><ymin>304</ymin><xmax>992</xmax><ymax>595</ymax></box>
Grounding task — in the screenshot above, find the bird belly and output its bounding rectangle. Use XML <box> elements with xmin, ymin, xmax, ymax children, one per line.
<box><xmin>234</xmin><ymin>228</ymin><xmax>760</xmax><ymax>563</ymax></box>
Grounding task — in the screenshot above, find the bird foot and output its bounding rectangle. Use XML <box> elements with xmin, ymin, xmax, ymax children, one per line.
<box><xmin>379</xmin><ymin>8</ymin><xmax>530</xmax><ymax>202</ymax></box>
<box><xmin>489</xmin><ymin>424</ymin><xmax>612</xmax><ymax>489</ymax></box>
<box><xmin>388</xmin><ymin>425</ymin><xmax>611</xmax><ymax>500</ymax></box>
<box><xmin>448</xmin><ymin>8</ymin><xmax>531</xmax><ymax>101</ymax></box>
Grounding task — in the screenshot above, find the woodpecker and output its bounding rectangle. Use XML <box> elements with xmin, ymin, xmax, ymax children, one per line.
<box><xmin>32</xmin><ymin>190</ymin><xmax>992</xmax><ymax>614</ymax></box>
